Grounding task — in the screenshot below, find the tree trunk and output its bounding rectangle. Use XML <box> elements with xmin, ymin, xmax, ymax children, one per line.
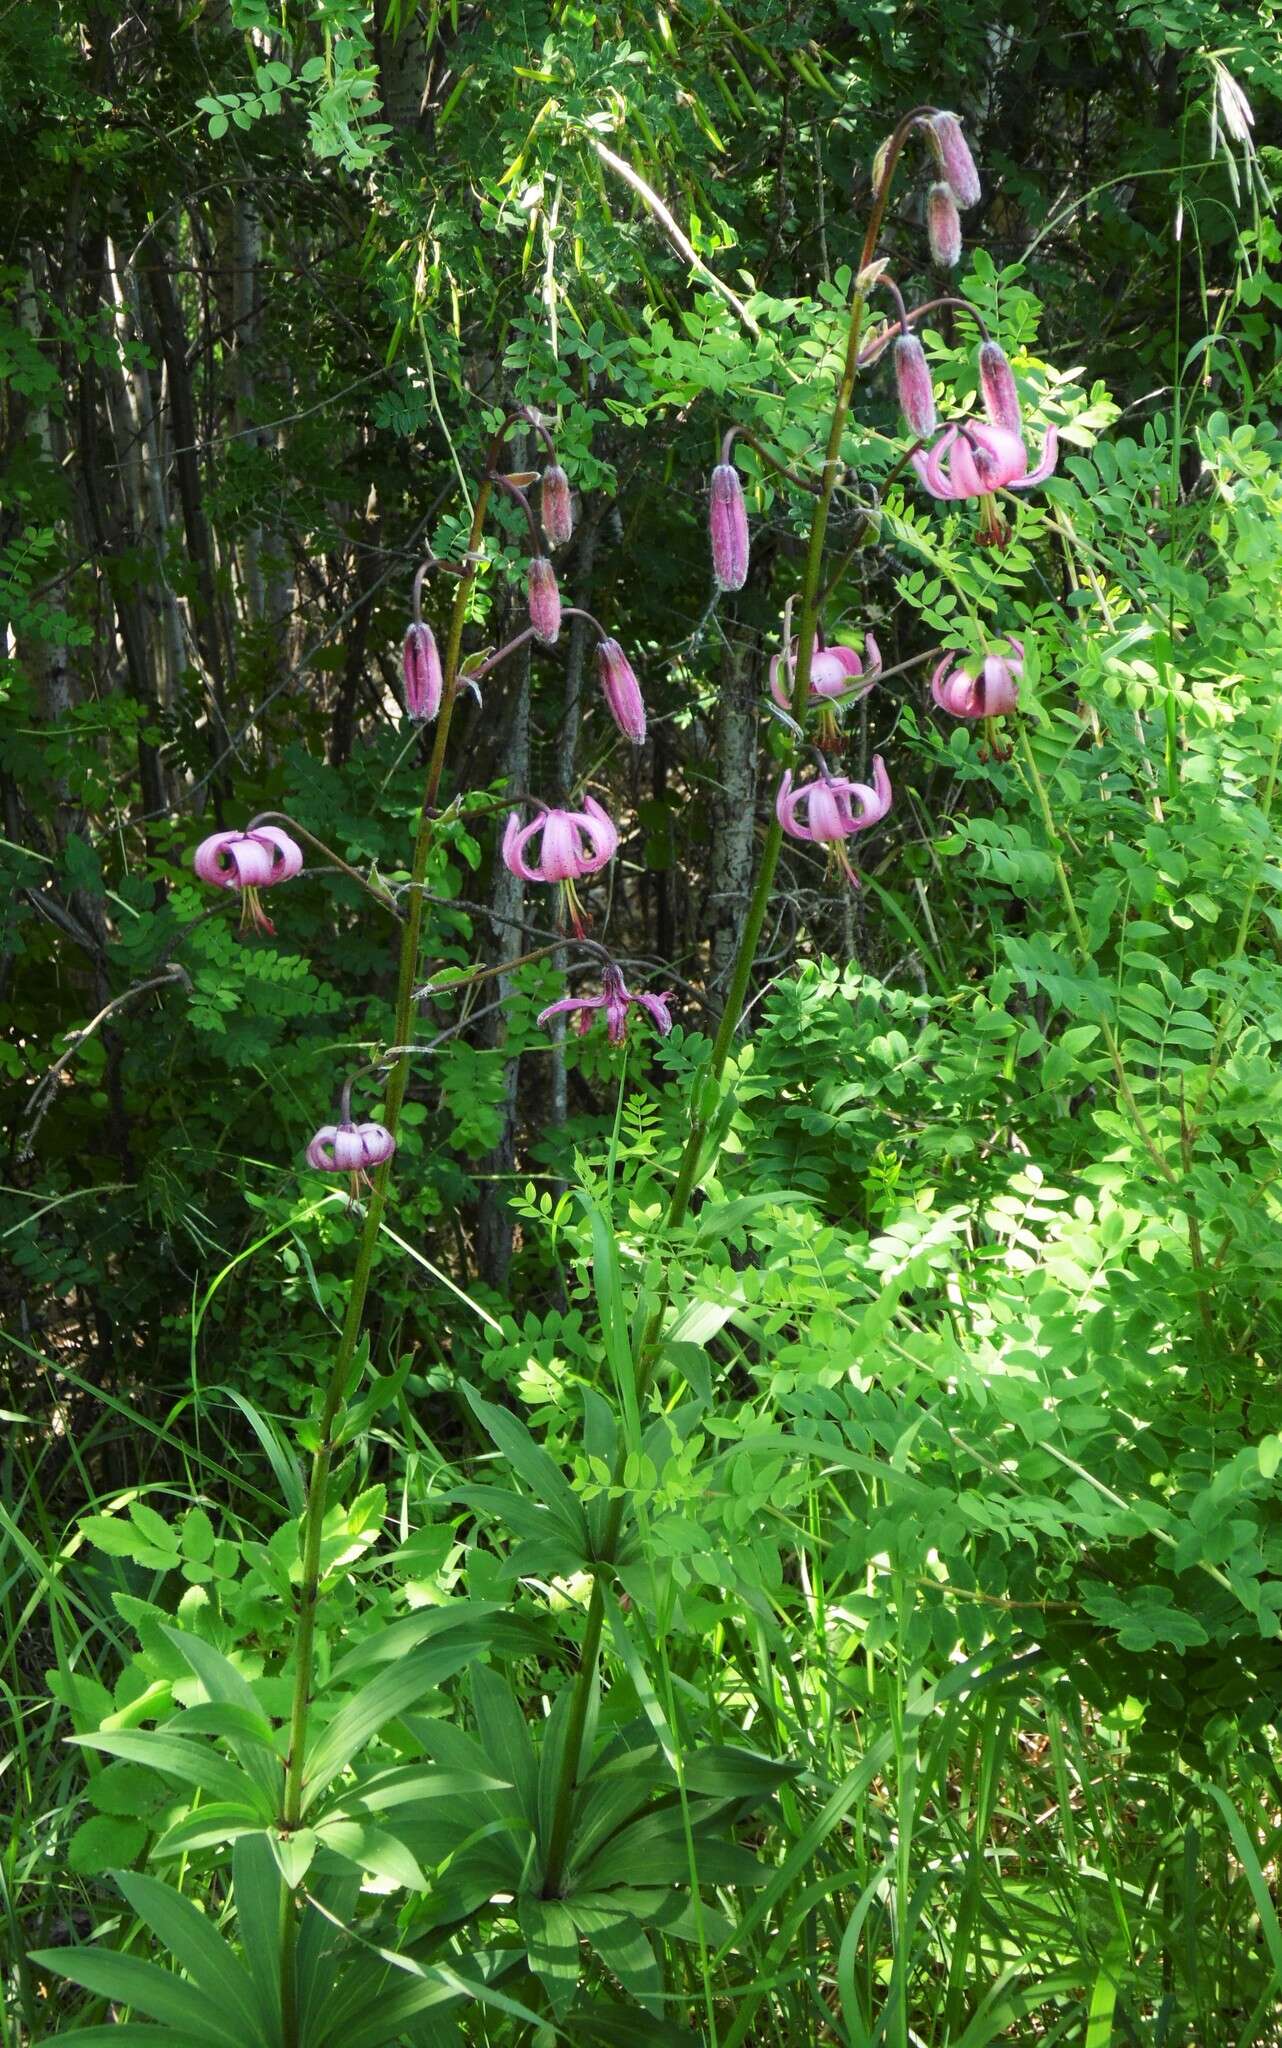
<box><xmin>706</xmin><ymin>628</ymin><xmax>760</xmax><ymax>998</ymax></box>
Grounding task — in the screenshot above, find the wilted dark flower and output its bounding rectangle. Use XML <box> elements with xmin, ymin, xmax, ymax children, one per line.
<box><xmin>538</xmin><ymin>962</ymin><xmax>672</xmax><ymax>1044</ymax></box>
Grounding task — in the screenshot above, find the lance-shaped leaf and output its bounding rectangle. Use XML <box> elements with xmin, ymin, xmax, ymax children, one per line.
<box><xmin>67</xmin><ymin>1729</ymin><xmax>271</xmax><ymax>1814</ymax></box>
<box><xmin>301</xmin><ymin>1637</ymin><xmax>481</xmax><ymax>1805</ymax></box>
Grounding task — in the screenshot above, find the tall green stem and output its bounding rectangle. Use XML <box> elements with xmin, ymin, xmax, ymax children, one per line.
<box><xmin>539</xmin><ymin>127</ymin><xmax>922</xmax><ymax>1896</ymax></box>
<box><xmin>276</xmin><ymin>478</ymin><xmax>492</xmax><ymax>2044</ymax></box>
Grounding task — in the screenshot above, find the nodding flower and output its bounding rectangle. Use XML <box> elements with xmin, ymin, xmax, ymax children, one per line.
<box><xmin>770</xmin><ymin>632</ymin><xmax>881</xmax><ymax>747</ymax></box>
<box><xmin>894</xmin><ymin>334</ymin><xmax>937</xmax><ymax>438</ymax></box>
<box><xmin>306</xmin><ymin>1119</ymin><xmax>396</xmax><ymax>1205</ymax></box>
<box><xmin>928</xmin><ymin>110</ymin><xmax>981</xmax><ymax>209</ymax></box>
<box><xmin>597</xmin><ymin>637</ymin><xmax>646</xmax><ymax>745</ymax></box>
<box><xmin>540</xmin><ymin>463</ymin><xmax>574</xmax><ymax>549</ymax></box>
<box><xmin>527</xmin><ymin>557</ymin><xmax>562</xmax><ymax>644</ymax></box>
<box><xmin>193</xmin><ymin>826</ymin><xmax>303</xmax><ymax>934</ymax></box>
<box><xmin>926</xmin><ymin>181</ymin><xmax>963</xmax><ymax>267</ymax></box>
<box><xmin>931</xmin><ymin>639</ymin><xmax>1024</xmax><ymax>736</ymax></box>
<box><xmin>912</xmin><ymin>419</ymin><xmax>1057</xmax><ymax>545</ymax></box>
<box><xmin>977</xmin><ymin>341</ymin><xmax>1022</xmax><ymax>437</ymax></box>
<box><xmin>709</xmin><ymin>463</ymin><xmax>749</xmax><ymax>592</ymax></box>
<box><xmin>403</xmin><ymin>621</ymin><xmax>443</xmax><ymax>721</ymax></box>
<box><xmin>775</xmin><ymin>756</ymin><xmax>892</xmax><ymax>888</ymax></box>
<box><xmin>538</xmin><ymin>962</ymin><xmax>672</xmax><ymax>1045</ymax></box>
<box><xmin>502</xmin><ymin>794</ymin><xmax>618</xmax><ymax>936</ymax></box>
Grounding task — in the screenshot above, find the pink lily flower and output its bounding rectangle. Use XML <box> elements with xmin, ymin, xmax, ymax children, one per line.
<box><xmin>769</xmin><ymin>634</ymin><xmax>882</xmax><ymax>710</ymax></box>
<box><xmin>775</xmin><ymin>756</ymin><xmax>892</xmax><ymax>888</ymax></box>
<box><xmin>538</xmin><ymin>962</ymin><xmax>672</xmax><ymax>1044</ymax></box>
<box><xmin>502</xmin><ymin>794</ymin><xmax>618</xmax><ymax>935</ymax></box>
<box><xmin>912</xmin><ymin>419</ymin><xmax>1057</xmax><ymax>546</ymax></box>
<box><xmin>193</xmin><ymin>826</ymin><xmax>303</xmax><ymax>934</ymax></box>
<box><xmin>597</xmin><ymin>637</ymin><xmax>646</xmax><ymax>745</ymax></box>
<box><xmin>932</xmin><ymin>639</ymin><xmax>1024</xmax><ymax>735</ymax></box>
<box><xmin>306</xmin><ymin>1118</ymin><xmax>396</xmax><ymax>1203</ymax></box>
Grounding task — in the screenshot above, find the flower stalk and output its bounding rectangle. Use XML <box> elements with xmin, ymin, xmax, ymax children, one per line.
<box><xmin>276</xmin><ymin>469</ymin><xmax>495</xmax><ymax>2047</ymax></box>
<box><xmin>539</xmin><ymin>125</ymin><xmax>918</xmax><ymax>1899</ymax></box>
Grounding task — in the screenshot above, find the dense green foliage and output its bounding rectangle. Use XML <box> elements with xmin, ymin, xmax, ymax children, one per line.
<box><xmin>5</xmin><ymin>1</ymin><xmax>1282</xmax><ymax>2042</ymax></box>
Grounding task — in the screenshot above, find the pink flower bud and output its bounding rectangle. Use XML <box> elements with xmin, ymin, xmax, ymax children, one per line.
<box><xmin>597</xmin><ymin>637</ymin><xmax>646</xmax><ymax>745</ymax></box>
<box><xmin>926</xmin><ymin>182</ymin><xmax>962</xmax><ymax>267</ymax></box>
<box><xmin>402</xmin><ymin>621</ymin><xmax>443</xmax><ymax>721</ymax></box>
<box><xmin>709</xmin><ymin>463</ymin><xmax>749</xmax><ymax>592</ymax></box>
<box><xmin>527</xmin><ymin>557</ymin><xmax>562</xmax><ymax>644</ymax></box>
<box><xmin>893</xmin><ymin>334</ymin><xmax>936</xmax><ymax>438</ymax></box>
<box><xmin>540</xmin><ymin>463</ymin><xmax>574</xmax><ymax>548</ymax></box>
<box><xmin>978</xmin><ymin>341</ymin><xmax>1022</xmax><ymax>436</ymax></box>
<box><xmin>929</xmin><ymin>111</ymin><xmax>981</xmax><ymax>209</ymax></box>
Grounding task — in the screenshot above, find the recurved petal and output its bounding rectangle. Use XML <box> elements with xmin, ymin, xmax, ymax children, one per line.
<box><xmin>193</xmin><ymin>832</ymin><xmax>241</xmax><ymax>888</ymax></box>
<box><xmin>251</xmin><ymin>827</ymin><xmax>304</xmax><ymax>883</ymax></box>
<box><xmin>306</xmin><ymin>1126</ymin><xmax>339</xmax><ymax>1170</ymax></box>
<box><xmin>635</xmin><ymin>992</ymin><xmax>674</xmax><ymax>1034</ymax></box>
<box><xmin>1009</xmin><ymin>426</ymin><xmax>1058</xmax><ymax>490</ymax></box>
<box><xmin>502</xmin><ymin>811</ymin><xmax>541</xmax><ymax>883</ymax></box>
<box><xmin>577</xmin><ymin>795</ymin><xmax>619</xmax><ymax>871</ymax></box>
<box><xmin>774</xmin><ymin>770</ymin><xmax>811</xmax><ymax>841</ymax></box>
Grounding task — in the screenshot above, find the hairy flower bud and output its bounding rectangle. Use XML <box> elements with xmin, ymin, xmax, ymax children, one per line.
<box><xmin>926</xmin><ymin>181</ymin><xmax>963</xmax><ymax>267</ymax></box>
<box><xmin>978</xmin><ymin>341</ymin><xmax>1022</xmax><ymax>437</ymax></box>
<box><xmin>540</xmin><ymin>463</ymin><xmax>574</xmax><ymax>548</ymax></box>
<box><xmin>597</xmin><ymin>637</ymin><xmax>646</xmax><ymax>745</ymax></box>
<box><xmin>929</xmin><ymin>111</ymin><xmax>981</xmax><ymax>209</ymax></box>
<box><xmin>527</xmin><ymin>556</ymin><xmax>562</xmax><ymax>644</ymax></box>
<box><xmin>893</xmin><ymin>334</ymin><xmax>937</xmax><ymax>438</ymax></box>
<box><xmin>709</xmin><ymin>463</ymin><xmax>749</xmax><ymax>592</ymax></box>
<box><xmin>402</xmin><ymin>621</ymin><xmax>443</xmax><ymax>721</ymax></box>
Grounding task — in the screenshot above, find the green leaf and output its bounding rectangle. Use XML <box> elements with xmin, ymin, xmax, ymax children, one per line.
<box><xmin>68</xmin><ymin>1813</ymin><xmax>148</xmax><ymax>1873</ymax></box>
<box><xmin>301</xmin><ymin>1638</ymin><xmax>481</xmax><ymax>1804</ymax></box>
<box><xmin>162</xmin><ymin>1628</ymin><xmax>283</xmax><ymax>1804</ymax></box>
<box><xmin>568</xmin><ymin>1902</ymin><xmax>662</xmax><ymax>2017</ymax></box>
<box><xmin>114</xmin><ymin>1872</ymin><xmax>267</xmax><ymax>2044</ymax></box>
<box><xmin>317</xmin><ymin>1818</ymin><xmax>426</xmax><ymax>1887</ymax></box>
<box><xmin>517</xmin><ymin>1897</ymin><xmax>580</xmax><ymax>2017</ymax></box>
<box><xmin>151</xmin><ymin>1804</ymin><xmax>267</xmax><ymax>1857</ymax></box>
<box><xmin>270</xmin><ymin>1827</ymin><xmax>317</xmax><ymax>1887</ymax></box>
<box><xmin>69</xmin><ymin>1730</ymin><xmax>270</xmax><ymax>1811</ymax></box>
<box><xmin>460</xmin><ymin>1387</ymin><xmax>587</xmax><ymax>1541</ymax></box>
<box><xmin>27</xmin><ymin>1947</ymin><xmax>246</xmax><ymax>2045</ymax></box>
